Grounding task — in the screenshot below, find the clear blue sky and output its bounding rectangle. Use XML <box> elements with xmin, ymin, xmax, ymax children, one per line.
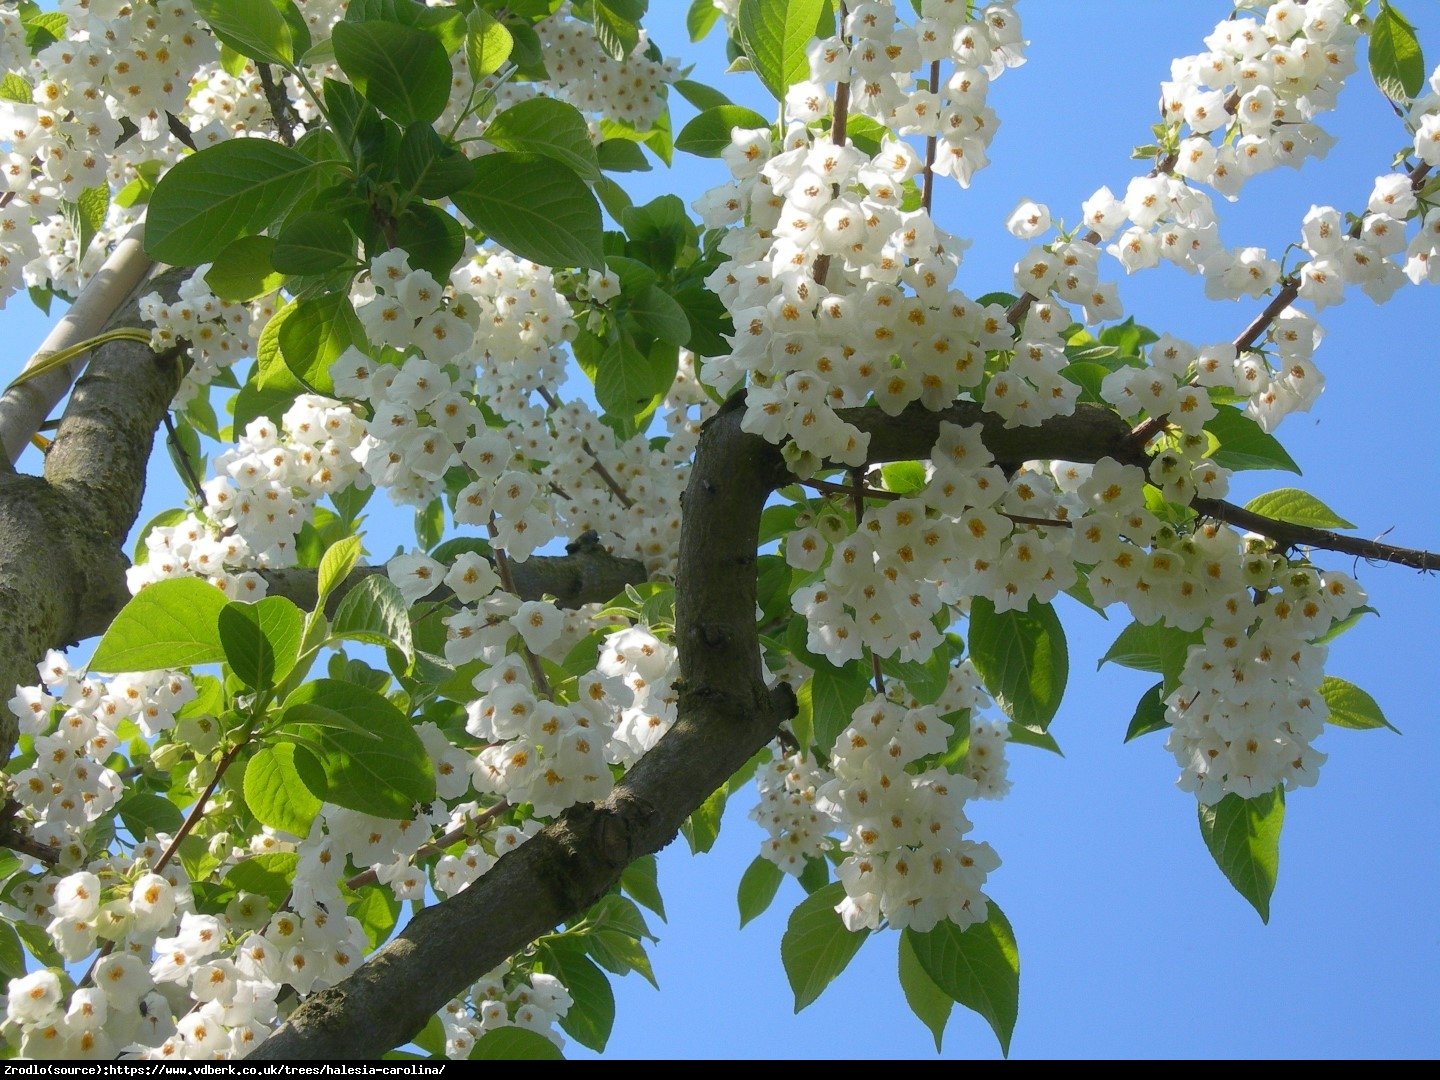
<box><xmin>6</xmin><ymin>0</ymin><xmax>1437</xmax><ymax>1060</ymax></box>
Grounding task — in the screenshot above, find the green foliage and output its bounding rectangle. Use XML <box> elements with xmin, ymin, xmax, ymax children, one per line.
<box><xmin>1198</xmin><ymin>788</ymin><xmax>1285</xmax><ymax>923</ymax></box>
<box><xmin>675</xmin><ymin>105</ymin><xmax>771</xmax><ymax>157</ymax></box>
<box><xmin>781</xmin><ymin>882</ymin><xmax>869</xmax><ymax>1011</ymax></box>
<box><xmin>1243</xmin><ymin>489</ymin><xmax>1355</xmax><ymax>530</ymax></box>
<box><xmin>968</xmin><ymin>597</ymin><xmax>1068</xmax><ymax>730</ymax></box>
<box><xmin>192</xmin><ymin>0</ymin><xmax>309</xmax><ymax>68</ymax></box>
<box><xmin>145</xmin><ymin>140</ymin><xmax>329</xmax><ymax>265</ymax></box>
<box><xmin>738</xmin><ymin>855</ymin><xmax>786</xmax><ymax>928</ymax></box>
<box><xmin>1370</xmin><ymin>2</ymin><xmax>1425</xmax><ymax>105</ymax></box>
<box><xmin>903</xmin><ymin>906</ymin><xmax>1021</xmax><ymax>1056</ymax></box>
<box><xmin>332</xmin><ymin>20</ymin><xmax>452</xmax><ymax>125</ymax></box>
<box><xmin>1319</xmin><ymin>676</ymin><xmax>1399</xmax><ymax>731</ymax></box>
<box><xmin>736</xmin><ymin>0</ymin><xmax>830</xmax><ymax>101</ymax></box>
<box><xmin>90</xmin><ymin>578</ymin><xmax>229</xmax><ymax>673</ymax></box>
<box><xmin>455</xmin><ymin>153</ymin><xmax>605</xmax><ymax>271</ymax></box>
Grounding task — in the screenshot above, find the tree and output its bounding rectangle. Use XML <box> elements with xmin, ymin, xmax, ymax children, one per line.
<box><xmin>0</xmin><ymin>0</ymin><xmax>1436</xmax><ymax>1060</ymax></box>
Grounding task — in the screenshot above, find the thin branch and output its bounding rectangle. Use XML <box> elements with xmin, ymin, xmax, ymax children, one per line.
<box><xmin>345</xmin><ymin>802</ymin><xmax>511</xmax><ymax>890</ymax></box>
<box><xmin>257</xmin><ymin>64</ymin><xmax>300</xmax><ymax>147</ymax></box>
<box><xmin>1195</xmin><ymin>498</ymin><xmax>1440</xmax><ymax>572</ymax></box>
<box><xmin>162</xmin><ymin>412</ymin><xmax>207</xmax><ymax>507</ymax></box>
<box><xmin>535</xmin><ymin>386</ymin><xmax>634</xmax><ymax>509</ymax></box>
<box><xmin>921</xmin><ymin>60</ymin><xmax>940</xmax><ymax>215</ymax></box>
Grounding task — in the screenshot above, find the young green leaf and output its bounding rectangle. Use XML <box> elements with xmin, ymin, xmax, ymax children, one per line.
<box><xmin>471</xmin><ymin>1027</ymin><xmax>564</xmax><ymax>1060</ymax></box>
<box><xmin>278</xmin><ymin>292</ymin><xmax>365</xmax><ymax>394</ymax></box>
<box><xmin>316</xmin><ymin>535</ymin><xmax>365</xmax><ymax>612</ymax></box>
<box><xmin>145</xmin><ymin>140</ymin><xmax>325</xmax><ymax>265</ymax></box>
<box><xmin>686</xmin><ymin>0</ymin><xmax>722</xmax><ymax>42</ymax></box>
<box><xmin>898</xmin><ymin>931</ymin><xmax>953</xmax><ymax>1052</ymax></box>
<box><xmin>465</xmin><ymin>7</ymin><xmax>514</xmax><ymax>79</ymax></box>
<box><xmin>1203</xmin><ymin>407</ymin><xmax>1301</xmax><ymax>474</ymax></box>
<box><xmin>675</xmin><ymin>104</ymin><xmax>771</xmax><ymax>157</ymax></box>
<box><xmin>904</xmin><ymin>906</ymin><xmax>1020</xmax><ymax>1057</ymax></box>
<box><xmin>1198</xmin><ymin>788</ymin><xmax>1284</xmax><ymax>923</ymax></box>
<box><xmin>781</xmin><ymin>881</ymin><xmax>869</xmax><ymax>1012</ymax></box>
<box><xmin>1124</xmin><ymin>681</ymin><xmax>1169</xmax><ymax>742</ymax></box>
<box><xmin>1099</xmin><ymin>620</ymin><xmax>1202</xmax><ymax>695</ymax></box>
<box><xmin>968</xmin><ymin>597</ymin><xmax>1068</xmax><ymax>730</ymax></box>
<box><xmin>454</xmin><ymin>152</ymin><xmax>605</xmax><ymax>271</ymax></box>
<box><xmin>737</xmin><ymin>0</ymin><xmax>828</xmax><ymax>101</ymax></box>
<box><xmin>331</xmin><ymin>573</ymin><xmax>416</xmax><ymax>666</ymax></box>
<box><xmin>1243</xmin><ymin>488</ymin><xmax>1356</xmax><ymax>530</ymax></box>
<box><xmin>89</xmin><ymin>578</ymin><xmax>229</xmax><ymax>673</ymax></box>
<box><xmin>738</xmin><ymin>854</ymin><xmax>786</xmax><ymax>928</ymax></box>
<box><xmin>218</xmin><ymin>596</ymin><xmax>304</xmax><ymax>691</ymax></box>
<box><xmin>116</xmin><ymin>790</ymin><xmax>185</xmax><ymax>841</ymax></box>
<box><xmin>192</xmin><ymin>0</ymin><xmax>308</xmax><ymax>68</ymax></box>
<box><xmin>269</xmin><ymin>210</ymin><xmax>357</xmax><ymax>276</ymax></box>
<box><xmin>1370</xmin><ymin>2</ymin><xmax>1425</xmax><ymax>105</ymax></box>
<box><xmin>1319</xmin><ymin>675</ymin><xmax>1399</xmax><ymax>732</ymax></box>
<box><xmin>204</xmin><ymin>236</ymin><xmax>285</xmax><ymax>303</ymax></box>
<box><xmin>620</xmin><ymin>854</ymin><xmax>666</xmax><ymax>922</ymax></box>
<box><xmin>244</xmin><ymin>742</ymin><xmax>324</xmax><ymax>837</ymax></box>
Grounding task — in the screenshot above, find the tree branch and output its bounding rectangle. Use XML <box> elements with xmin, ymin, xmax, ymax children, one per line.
<box><xmin>0</xmin><ymin>225</ymin><xmax>154</xmax><ymax>466</ymax></box>
<box><xmin>1195</xmin><ymin>498</ymin><xmax>1440</xmax><ymax>572</ymax></box>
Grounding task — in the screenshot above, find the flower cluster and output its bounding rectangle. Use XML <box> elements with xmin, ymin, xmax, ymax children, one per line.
<box><xmin>140</xmin><ymin>269</ymin><xmax>271</xmax><ymax>406</ymax></box>
<box><xmin>439</xmin><ymin>964</ymin><xmax>573</xmax><ymax>1056</ymax></box>
<box><xmin>1165</xmin><ymin>560</ymin><xmax>1366</xmax><ymax>804</ymax></box>
<box><xmin>127</xmin><ymin>394</ymin><xmax>368</xmax><ymax>597</ymax></box>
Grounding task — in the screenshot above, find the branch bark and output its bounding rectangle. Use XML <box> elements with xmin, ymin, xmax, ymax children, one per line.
<box><xmin>248</xmin><ymin>398</ymin><xmax>1149</xmax><ymax>1059</ymax></box>
<box><xmin>0</xmin><ymin>268</ymin><xmax>183</xmax><ymax>760</ymax></box>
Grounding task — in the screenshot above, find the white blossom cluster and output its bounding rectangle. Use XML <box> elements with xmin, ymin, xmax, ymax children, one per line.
<box><xmin>1165</xmin><ymin>561</ymin><xmax>1367</xmax><ymax>804</ymax></box>
<box><xmin>439</xmin><ymin>963</ymin><xmax>573</xmax><ymax>1056</ymax></box>
<box><xmin>140</xmin><ymin>269</ymin><xmax>272</xmax><ymax>406</ymax></box>
<box><xmin>5</xmin><ymin>651</ymin><xmax>192</xmax><ymax>858</ymax></box>
<box><xmin>127</xmin><ymin>395</ymin><xmax>368</xmax><ymax>597</ymax></box>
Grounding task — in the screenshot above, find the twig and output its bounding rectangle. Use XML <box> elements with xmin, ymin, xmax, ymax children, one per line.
<box><xmin>162</xmin><ymin>411</ymin><xmax>207</xmax><ymax>508</ymax></box>
<box><xmin>1196</xmin><ymin>498</ymin><xmax>1440</xmax><ymax>572</ymax></box>
<box><xmin>258</xmin><ymin>64</ymin><xmax>301</xmax><ymax>147</ymax></box>
<box><xmin>921</xmin><ymin>60</ymin><xmax>940</xmax><ymax>215</ymax></box>
<box><xmin>345</xmin><ymin>802</ymin><xmax>511</xmax><ymax>890</ymax></box>
<box><xmin>535</xmin><ymin>386</ymin><xmax>633</xmax><ymax>508</ymax></box>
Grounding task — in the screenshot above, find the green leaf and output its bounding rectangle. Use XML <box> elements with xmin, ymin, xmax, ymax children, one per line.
<box><xmin>398</xmin><ymin>123</ymin><xmax>475</xmax><ymax>201</ymax></box>
<box><xmin>592</xmin><ymin>0</ymin><xmax>645</xmax><ymax>61</ymax></box>
<box><xmin>270</xmin><ymin>211</ymin><xmax>356</xmax><ymax>276</ymax></box>
<box><xmin>686</xmin><ymin>0</ymin><xmax>722</xmax><ymax>42</ymax></box>
<box><xmin>317</xmin><ymin>535</ymin><xmax>364</xmax><ymax>612</ymax></box>
<box><xmin>898</xmin><ymin>931</ymin><xmax>953</xmax><ymax>1053</ymax></box>
<box><xmin>737</xmin><ymin>0</ymin><xmax>827</xmax><ymax>101</ymax></box>
<box><xmin>90</xmin><ymin>578</ymin><xmax>229</xmax><ymax>672</ymax></box>
<box><xmin>539</xmin><ymin>939</ymin><xmax>615</xmax><ymax>1053</ymax></box>
<box><xmin>1124</xmin><ymin>681</ymin><xmax>1169</xmax><ymax>742</ymax></box>
<box><xmin>1006</xmin><ymin>721</ymin><xmax>1062</xmax><ymax>755</ymax></box>
<box><xmin>1243</xmin><ymin>488</ymin><xmax>1355</xmax><ymax>530</ymax></box>
<box><xmin>116</xmin><ymin>791</ymin><xmax>185</xmax><ymax>840</ymax></box>
<box><xmin>62</xmin><ymin>185</ymin><xmax>108</xmax><ymax>262</ymax></box>
<box><xmin>675</xmin><ymin>104</ymin><xmax>771</xmax><ymax>157</ymax></box>
<box><xmin>0</xmin><ymin>73</ymin><xmax>33</xmax><ymax>105</ymax></box>
<box><xmin>484</xmin><ymin>97</ymin><xmax>601</xmax><ymax>182</ymax></box>
<box><xmin>223</xmin><ymin>852</ymin><xmax>299</xmax><ymax>908</ymax></box>
<box><xmin>683</xmin><ymin>784</ymin><xmax>727</xmax><ymax>854</ymax></box>
<box><xmin>1099</xmin><ymin>620</ymin><xmax>1202</xmax><ymax>695</ymax></box>
<box><xmin>0</xmin><ymin>922</ymin><xmax>25</xmax><ymax>980</ymax></box>
<box><xmin>284</xmin><ymin>679</ymin><xmax>435</xmax><ymax>818</ymax></box>
<box><xmin>218</xmin><ymin>596</ymin><xmax>304</xmax><ymax>691</ymax></box>
<box><xmin>673</xmin><ymin>78</ymin><xmax>730</xmax><ymax>110</ymax></box>
<box><xmin>673</xmin><ymin>282</ymin><xmax>733</xmax><ymax>357</ymax></box>
<box><xmin>332</xmin><ymin>573</ymin><xmax>416</xmax><ymax>666</ymax></box>
<box><xmin>193</xmin><ymin>0</ymin><xmax>307</xmax><ymax>68</ymax></box>
<box><xmin>620</xmin><ymin>854</ymin><xmax>666</xmax><ymax>921</ymax></box>
<box><xmin>333</xmin><ymin>20</ymin><xmax>452</xmax><ymax>125</ymax></box>
<box><xmin>278</xmin><ymin>292</ymin><xmax>365</xmax><ymax>394</ymax></box>
<box><xmin>1370</xmin><ymin>1</ymin><xmax>1425</xmax><ymax>104</ymax></box>
<box><xmin>454</xmin><ymin>152</ymin><xmax>605</xmax><ymax>271</ymax></box>
<box><xmin>470</xmin><ymin>1028</ymin><xmax>564</xmax><ymax>1060</ymax></box>
<box><xmin>145</xmin><ymin>140</ymin><xmax>325</xmax><ymax>266</ymax></box>
<box><xmin>626</xmin><ymin>283</ymin><xmax>691</xmax><ymax>346</ymax></box>
<box><xmin>738</xmin><ymin>854</ymin><xmax>785</xmax><ymax>928</ymax></box>
<box><xmin>396</xmin><ymin>202</ymin><xmax>467</xmax><ymax>280</ymax></box>
<box><xmin>596</xmin><ymin>139</ymin><xmax>651</xmax><ymax>173</ymax></box>
<box><xmin>205</xmin><ymin>235</ymin><xmax>285</xmax><ymax>302</ymax></box>
<box><xmin>15</xmin><ymin>920</ymin><xmax>64</xmax><ymax>970</ymax></box>
<box><xmin>244</xmin><ymin>742</ymin><xmax>323</xmax><ymax>836</ymax></box>
<box><xmin>805</xmin><ymin>661</ymin><xmax>870</xmax><ymax>753</ymax></box>
<box><xmin>585</xmin><ymin>333</ymin><xmax>671</xmax><ymax>419</ymax></box>
<box><xmin>1198</xmin><ymin>787</ymin><xmax>1284</xmax><ymax>923</ymax></box>
<box><xmin>466</xmin><ymin>7</ymin><xmax>514</xmax><ymax>79</ymax></box>
<box><xmin>968</xmin><ymin>597</ymin><xmax>1068</xmax><ymax>730</ymax></box>
<box><xmin>880</xmin><ymin>460</ymin><xmax>928</xmax><ymax>495</ymax></box>
<box><xmin>904</xmin><ymin>906</ymin><xmax>1020</xmax><ymax>1056</ymax></box>
<box><xmin>781</xmin><ymin>881</ymin><xmax>868</xmax><ymax>1012</ymax></box>
<box><xmin>1203</xmin><ymin>407</ymin><xmax>1301</xmax><ymax>474</ymax></box>
<box><xmin>1319</xmin><ymin>675</ymin><xmax>1399</xmax><ymax>732</ymax></box>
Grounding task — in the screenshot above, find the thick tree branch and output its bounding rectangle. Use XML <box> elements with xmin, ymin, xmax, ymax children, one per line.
<box><xmin>0</xmin><ymin>226</ymin><xmax>154</xmax><ymax>466</ymax></box>
<box><xmin>0</xmin><ymin>270</ymin><xmax>183</xmax><ymax>761</ymax></box>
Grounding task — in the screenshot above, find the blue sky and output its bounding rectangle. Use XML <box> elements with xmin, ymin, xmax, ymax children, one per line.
<box><xmin>6</xmin><ymin>0</ymin><xmax>1438</xmax><ymax>1060</ymax></box>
